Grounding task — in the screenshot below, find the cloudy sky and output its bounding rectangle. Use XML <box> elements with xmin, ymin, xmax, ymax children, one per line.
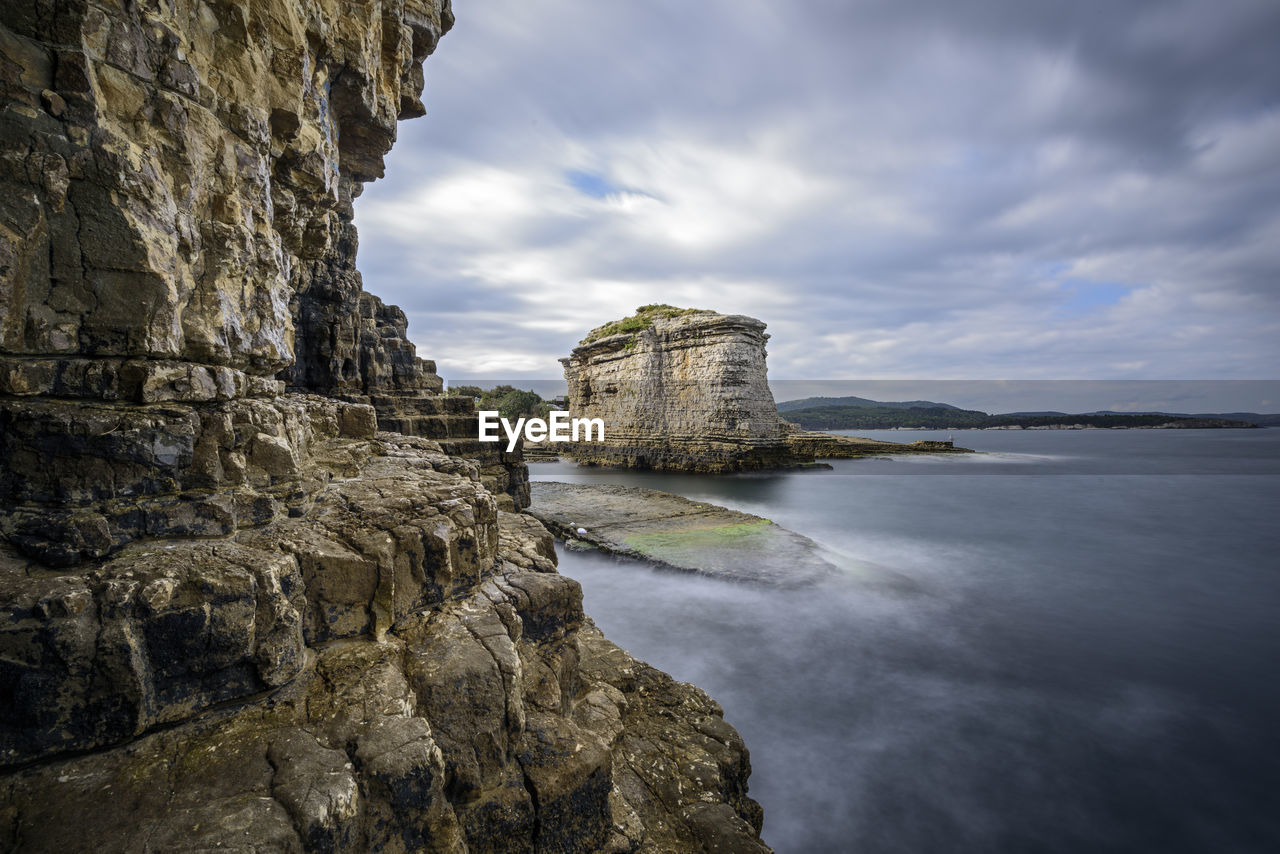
<box><xmin>354</xmin><ymin>0</ymin><xmax>1280</xmax><ymax>407</ymax></box>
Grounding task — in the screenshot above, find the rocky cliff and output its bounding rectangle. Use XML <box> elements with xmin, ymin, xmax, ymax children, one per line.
<box><xmin>560</xmin><ymin>306</ymin><xmax>802</xmax><ymax>473</ymax></box>
<box><xmin>0</xmin><ymin>3</ymin><xmax>766</xmax><ymax>851</ymax></box>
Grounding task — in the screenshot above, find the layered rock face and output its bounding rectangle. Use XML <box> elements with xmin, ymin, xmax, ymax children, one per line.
<box><xmin>0</xmin><ymin>0</ymin><xmax>524</xmax><ymax>561</ymax></box>
<box><xmin>1</xmin><ymin>0</ymin><xmax>444</xmax><ymax>380</ymax></box>
<box><xmin>561</xmin><ymin>309</ymin><xmax>803</xmax><ymax>473</ymax></box>
<box><xmin>1</xmin><ymin>436</ymin><xmax>767</xmax><ymax>852</ymax></box>
<box><xmin>0</xmin><ymin>4</ymin><xmax>765</xmax><ymax>852</ymax></box>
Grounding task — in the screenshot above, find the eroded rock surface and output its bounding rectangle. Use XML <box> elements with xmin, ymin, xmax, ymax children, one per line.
<box><xmin>1</xmin><ymin>0</ymin><xmax>452</xmax><ymax>374</ymax></box>
<box><xmin>0</xmin><ymin>0</ymin><xmax>525</xmax><ymax>549</ymax></box>
<box><xmin>560</xmin><ymin>307</ymin><xmax>804</xmax><ymax>473</ymax></box>
<box><xmin>1</xmin><ymin>437</ymin><xmax>769</xmax><ymax>852</ymax></box>
<box><xmin>0</xmin><ymin>2</ymin><xmax>766</xmax><ymax>851</ymax></box>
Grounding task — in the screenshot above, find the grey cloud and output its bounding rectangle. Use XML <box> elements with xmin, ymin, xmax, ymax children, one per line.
<box><xmin>353</xmin><ymin>0</ymin><xmax>1280</xmax><ymax>399</ymax></box>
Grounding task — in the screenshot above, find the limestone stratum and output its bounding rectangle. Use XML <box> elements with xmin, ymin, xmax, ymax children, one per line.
<box><xmin>561</xmin><ymin>306</ymin><xmax>802</xmax><ymax>472</ymax></box>
<box><xmin>0</xmin><ymin>3</ymin><xmax>771</xmax><ymax>851</ymax></box>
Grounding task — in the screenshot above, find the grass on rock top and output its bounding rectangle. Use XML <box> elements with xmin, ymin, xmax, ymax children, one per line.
<box><xmin>580</xmin><ymin>304</ymin><xmax>712</xmax><ymax>344</ymax></box>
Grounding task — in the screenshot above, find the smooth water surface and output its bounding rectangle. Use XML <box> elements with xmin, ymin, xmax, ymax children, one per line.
<box><xmin>532</xmin><ymin>429</ymin><xmax>1280</xmax><ymax>853</ymax></box>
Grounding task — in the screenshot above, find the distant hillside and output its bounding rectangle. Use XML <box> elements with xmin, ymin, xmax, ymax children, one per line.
<box><xmin>781</xmin><ymin>405</ymin><xmax>986</xmax><ymax>429</ymax></box>
<box><xmin>776</xmin><ymin>397</ymin><xmax>1265</xmax><ymax>430</ymax></box>
<box><xmin>1203</xmin><ymin>412</ymin><xmax>1280</xmax><ymax>427</ymax></box>
<box><xmin>1002</xmin><ymin>411</ymin><xmax>1069</xmax><ymax>417</ymax></box>
<box><xmin>777</xmin><ymin>395</ymin><xmax>963</xmax><ymax>412</ymax></box>
<box><xmin>1089</xmin><ymin>411</ymin><xmax>1280</xmax><ymax>427</ymax></box>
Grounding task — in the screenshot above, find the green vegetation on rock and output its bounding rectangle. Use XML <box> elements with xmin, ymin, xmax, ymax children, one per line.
<box><xmin>449</xmin><ymin>384</ymin><xmax>551</xmax><ymax>421</ymax></box>
<box><xmin>580</xmin><ymin>304</ymin><xmax>711</xmax><ymax>344</ymax></box>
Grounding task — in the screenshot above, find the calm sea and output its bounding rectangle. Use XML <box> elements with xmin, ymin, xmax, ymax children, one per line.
<box><xmin>531</xmin><ymin>429</ymin><xmax>1280</xmax><ymax>853</ymax></box>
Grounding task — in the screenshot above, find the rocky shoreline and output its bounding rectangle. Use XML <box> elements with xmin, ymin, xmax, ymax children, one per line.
<box><xmin>0</xmin><ymin>2</ymin><xmax>772</xmax><ymax>850</ymax></box>
<box><xmin>1</xmin><ymin>441</ymin><xmax>769</xmax><ymax>851</ymax></box>
<box><xmin>783</xmin><ymin>430</ymin><xmax>969</xmax><ymax>459</ymax></box>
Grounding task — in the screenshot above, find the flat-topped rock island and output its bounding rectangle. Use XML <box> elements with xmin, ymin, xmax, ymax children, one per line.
<box><xmin>559</xmin><ymin>306</ymin><xmax>801</xmax><ymax>472</ymax></box>
<box><xmin>555</xmin><ymin>305</ymin><xmax>969</xmax><ymax>472</ymax></box>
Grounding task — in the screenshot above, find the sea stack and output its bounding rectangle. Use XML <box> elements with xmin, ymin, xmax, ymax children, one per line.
<box><xmin>560</xmin><ymin>305</ymin><xmax>803</xmax><ymax>472</ymax></box>
<box><xmin>0</xmin><ymin>4</ymin><xmax>768</xmax><ymax>851</ymax></box>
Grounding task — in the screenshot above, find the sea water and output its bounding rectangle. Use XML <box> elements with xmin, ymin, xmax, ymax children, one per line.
<box><xmin>531</xmin><ymin>429</ymin><xmax>1280</xmax><ymax>853</ymax></box>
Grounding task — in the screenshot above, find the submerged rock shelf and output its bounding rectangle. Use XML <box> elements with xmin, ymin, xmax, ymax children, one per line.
<box><xmin>529</xmin><ymin>481</ymin><xmax>840</xmax><ymax>587</ymax></box>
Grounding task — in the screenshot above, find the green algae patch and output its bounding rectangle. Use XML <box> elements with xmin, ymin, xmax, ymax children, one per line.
<box><xmin>622</xmin><ymin>519</ymin><xmax>774</xmax><ymax>557</ymax></box>
<box><xmin>616</xmin><ymin>518</ymin><xmax>829</xmax><ymax>585</ymax></box>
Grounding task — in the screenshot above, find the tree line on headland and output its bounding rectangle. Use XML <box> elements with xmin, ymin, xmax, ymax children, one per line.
<box><xmin>777</xmin><ymin>399</ymin><xmax>1267</xmax><ymax>430</ymax></box>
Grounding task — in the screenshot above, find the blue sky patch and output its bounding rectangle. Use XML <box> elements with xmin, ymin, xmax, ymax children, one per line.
<box><xmin>566</xmin><ymin>170</ymin><xmax>620</xmax><ymax>199</ymax></box>
<box><xmin>1058</xmin><ymin>279</ymin><xmax>1132</xmax><ymax>314</ymax></box>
